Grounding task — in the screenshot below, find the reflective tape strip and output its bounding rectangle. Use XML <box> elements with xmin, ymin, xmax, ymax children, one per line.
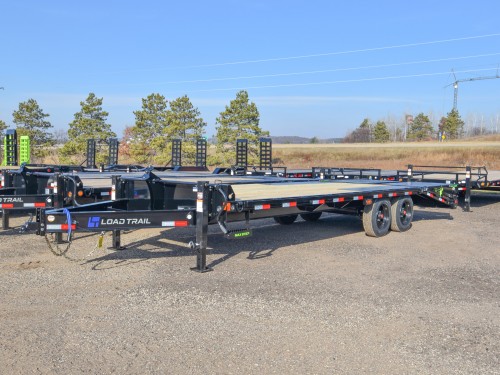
<box><xmin>101</xmin><ymin>192</ymin><xmax>111</xmax><ymax>196</ymax></box>
<box><xmin>162</xmin><ymin>221</ymin><xmax>189</xmax><ymax>227</ymax></box>
<box><xmin>255</xmin><ymin>204</ymin><xmax>271</xmax><ymax>210</ymax></box>
<box><xmin>332</xmin><ymin>197</ymin><xmax>345</xmax><ymax>203</ymax></box>
<box><xmin>373</xmin><ymin>194</ymin><xmax>383</xmax><ymax>198</ymax></box>
<box><xmin>282</xmin><ymin>202</ymin><xmax>297</xmax><ymax>208</ymax></box>
<box><xmin>353</xmin><ymin>196</ymin><xmax>364</xmax><ymax>201</ymax></box>
<box><xmin>405</xmin><ymin>192</ymin><xmax>413</xmax><ymax>196</ymax></box>
<box><xmin>1</xmin><ymin>203</ymin><xmax>14</xmax><ymax>209</ymax></box>
<box><xmin>311</xmin><ymin>199</ymin><xmax>325</xmax><ymax>205</ymax></box>
<box><xmin>388</xmin><ymin>193</ymin><xmax>398</xmax><ymax>197</ymax></box>
<box><xmin>47</xmin><ymin>224</ymin><xmax>76</xmax><ymax>230</ymax></box>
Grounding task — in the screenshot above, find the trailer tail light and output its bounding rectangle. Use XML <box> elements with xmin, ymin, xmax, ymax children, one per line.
<box><xmin>223</xmin><ymin>203</ymin><xmax>231</xmax><ymax>211</ymax></box>
<box><xmin>254</xmin><ymin>204</ymin><xmax>271</xmax><ymax>210</ymax></box>
<box><xmin>282</xmin><ymin>201</ymin><xmax>297</xmax><ymax>208</ymax></box>
<box><xmin>364</xmin><ymin>199</ymin><xmax>373</xmax><ymax>205</ymax></box>
<box><xmin>77</xmin><ymin>190</ymin><xmax>84</xmax><ymax>197</ymax></box>
<box><xmin>1</xmin><ymin>203</ymin><xmax>14</xmax><ymax>209</ymax></box>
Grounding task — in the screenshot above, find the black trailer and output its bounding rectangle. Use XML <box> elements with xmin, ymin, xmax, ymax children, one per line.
<box><xmin>0</xmin><ymin>165</ymin><xmax>115</xmax><ymax>229</ymax></box>
<box><xmin>37</xmin><ymin>171</ymin><xmax>456</xmax><ymax>271</ymax></box>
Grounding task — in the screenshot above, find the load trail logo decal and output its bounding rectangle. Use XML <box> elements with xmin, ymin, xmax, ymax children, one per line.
<box><xmin>88</xmin><ymin>216</ymin><xmax>151</xmax><ymax>228</ymax></box>
<box><xmin>0</xmin><ymin>197</ymin><xmax>23</xmax><ymax>203</ymax></box>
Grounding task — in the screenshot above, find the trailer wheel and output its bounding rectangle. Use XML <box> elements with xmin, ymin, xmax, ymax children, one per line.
<box><xmin>274</xmin><ymin>214</ymin><xmax>298</xmax><ymax>225</ymax></box>
<box><xmin>390</xmin><ymin>197</ymin><xmax>413</xmax><ymax>232</ymax></box>
<box><xmin>362</xmin><ymin>199</ymin><xmax>391</xmax><ymax>237</ymax></box>
<box><xmin>300</xmin><ymin>212</ymin><xmax>322</xmax><ymax>222</ymax></box>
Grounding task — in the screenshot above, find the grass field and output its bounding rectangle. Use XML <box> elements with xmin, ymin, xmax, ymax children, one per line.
<box><xmin>272</xmin><ymin>141</ymin><xmax>500</xmax><ymax>170</ymax></box>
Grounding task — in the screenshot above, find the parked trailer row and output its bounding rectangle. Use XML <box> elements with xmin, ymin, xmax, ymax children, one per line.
<box><xmin>36</xmin><ymin>171</ymin><xmax>457</xmax><ymax>271</ymax></box>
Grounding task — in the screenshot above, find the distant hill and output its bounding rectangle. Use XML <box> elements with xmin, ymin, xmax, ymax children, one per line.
<box><xmin>270</xmin><ymin>136</ymin><xmax>341</xmax><ymax>144</ymax></box>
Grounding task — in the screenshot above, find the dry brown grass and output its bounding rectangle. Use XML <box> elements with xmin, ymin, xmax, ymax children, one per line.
<box><xmin>272</xmin><ymin>142</ymin><xmax>500</xmax><ymax>170</ymax></box>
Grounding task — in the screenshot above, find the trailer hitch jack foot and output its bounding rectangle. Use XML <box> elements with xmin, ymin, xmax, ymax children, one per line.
<box><xmin>188</xmin><ymin>241</ymin><xmax>213</xmax><ymax>273</ymax></box>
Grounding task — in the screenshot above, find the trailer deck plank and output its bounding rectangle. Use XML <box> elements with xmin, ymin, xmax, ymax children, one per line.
<box><xmin>230</xmin><ymin>181</ymin><xmax>439</xmax><ymax>201</ymax></box>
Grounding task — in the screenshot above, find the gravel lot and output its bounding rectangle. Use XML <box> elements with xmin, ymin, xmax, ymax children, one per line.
<box><xmin>0</xmin><ymin>191</ymin><xmax>499</xmax><ymax>374</ymax></box>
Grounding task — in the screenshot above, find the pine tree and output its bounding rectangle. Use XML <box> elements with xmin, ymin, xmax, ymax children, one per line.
<box><xmin>168</xmin><ymin>95</ymin><xmax>206</xmax><ymax>164</ymax></box>
<box><xmin>373</xmin><ymin>121</ymin><xmax>390</xmax><ymax>143</ymax></box>
<box><xmin>407</xmin><ymin>113</ymin><xmax>434</xmax><ymax>141</ymax></box>
<box><xmin>0</xmin><ymin>119</ymin><xmax>7</xmax><ymax>134</ymax></box>
<box><xmin>442</xmin><ymin>109</ymin><xmax>465</xmax><ymax>139</ymax></box>
<box><xmin>130</xmin><ymin>93</ymin><xmax>170</xmax><ymax>164</ymax></box>
<box><xmin>12</xmin><ymin>99</ymin><xmax>53</xmax><ymax>156</ymax></box>
<box><xmin>215</xmin><ymin>90</ymin><xmax>268</xmax><ymax>165</ymax></box>
<box><xmin>60</xmin><ymin>93</ymin><xmax>115</xmax><ymax>164</ymax></box>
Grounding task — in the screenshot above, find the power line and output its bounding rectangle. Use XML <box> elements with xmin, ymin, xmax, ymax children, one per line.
<box><xmin>104</xmin><ymin>32</ymin><xmax>500</xmax><ymax>74</ymax></box>
<box><xmin>151</xmin><ymin>52</ymin><xmax>500</xmax><ymax>85</ymax></box>
<box><xmin>188</xmin><ymin>67</ymin><xmax>499</xmax><ymax>92</ymax></box>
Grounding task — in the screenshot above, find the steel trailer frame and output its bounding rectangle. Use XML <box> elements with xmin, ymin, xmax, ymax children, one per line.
<box><xmin>36</xmin><ymin>172</ymin><xmax>457</xmax><ymax>272</ymax></box>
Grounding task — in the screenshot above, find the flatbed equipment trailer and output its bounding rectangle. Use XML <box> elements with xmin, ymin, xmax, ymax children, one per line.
<box><xmin>37</xmin><ymin>172</ymin><xmax>456</xmax><ymax>271</ymax></box>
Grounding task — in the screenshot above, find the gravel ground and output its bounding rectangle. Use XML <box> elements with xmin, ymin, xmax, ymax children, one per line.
<box><xmin>0</xmin><ymin>191</ymin><xmax>499</xmax><ymax>374</ymax></box>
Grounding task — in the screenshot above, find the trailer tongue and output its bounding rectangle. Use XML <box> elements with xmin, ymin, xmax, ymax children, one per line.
<box><xmin>37</xmin><ymin>173</ymin><xmax>457</xmax><ymax>271</ymax></box>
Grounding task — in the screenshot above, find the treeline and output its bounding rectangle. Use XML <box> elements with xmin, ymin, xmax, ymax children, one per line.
<box><xmin>343</xmin><ymin>109</ymin><xmax>499</xmax><ymax>143</ymax></box>
<box><xmin>0</xmin><ymin>90</ymin><xmax>268</xmax><ymax>165</ymax></box>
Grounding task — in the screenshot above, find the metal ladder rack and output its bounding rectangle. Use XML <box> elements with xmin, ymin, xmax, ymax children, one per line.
<box><xmin>259</xmin><ymin>137</ymin><xmax>272</xmax><ymax>170</ymax></box>
<box><xmin>86</xmin><ymin>139</ymin><xmax>96</xmax><ymax>168</ymax></box>
<box><xmin>171</xmin><ymin>139</ymin><xmax>182</xmax><ymax>167</ymax></box>
<box><xmin>4</xmin><ymin>129</ymin><xmax>18</xmax><ymax>166</ymax></box>
<box><xmin>236</xmin><ymin>139</ymin><xmax>248</xmax><ymax>167</ymax></box>
<box><xmin>196</xmin><ymin>139</ymin><xmax>207</xmax><ymax>168</ymax></box>
<box><xmin>108</xmin><ymin>138</ymin><xmax>119</xmax><ymax>165</ymax></box>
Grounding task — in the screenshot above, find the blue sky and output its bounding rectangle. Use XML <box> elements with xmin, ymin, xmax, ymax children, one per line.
<box><xmin>1</xmin><ymin>1</ymin><xmax>500</xmax><ymax>138</ymax></box>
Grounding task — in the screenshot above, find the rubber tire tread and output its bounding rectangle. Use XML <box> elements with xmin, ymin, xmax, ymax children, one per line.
<box><xmin>300</xmin><ymin>212</ymin><xmax>323</xmax><ymax>222</ymax></box>
<box><xmin>362</xmin><ymin>199</ymin><xmax>392</xmax><ymax>237</ymax></box>
<box><xmin>390</xmin><ymin>197</ymin><xmax>413</xmax><ymax>232</ymax></box>
<box><xmin>274</xmin><ymin>214</ymin><xmax>298</xmax><ymax>225</ymax></box>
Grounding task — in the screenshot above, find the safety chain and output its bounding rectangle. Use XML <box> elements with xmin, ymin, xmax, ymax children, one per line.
<box><xmin>44</xmin><ymin>231</ymin><xmax>106</xmax><ymax>262</ymax></box>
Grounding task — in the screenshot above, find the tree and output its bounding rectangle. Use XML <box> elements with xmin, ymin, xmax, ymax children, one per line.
<box><xmin>169</xmin><ymin>95</ymin><xmax>206</xmax><ymax>164</ymax></box>
<box><xmin>310</xmin><ymin>136</ymin><xmax>319</xmax><ymax>144</ymax></box>
<box><xmin>0</xmin><ymin>119</ymin><xmax>7</xmax><ymax>134</ymax></box>
<box><xmin>373</xmin><ymin>121</ymin><xmax>390</xmax><ymax>143</ymax></box>
<box><xmin>343</xmin><ymin>118</ymin><xmax>371</xmax><ymax>143</ymax></box>
<box><xmin>12</xmin><ymin>99</ymin><xmax>53</xmax><ymax>157</ymax></box>
<box><xmin>127</xmin><ymin>93</ymin><xmax>170</xmax><ymax>164</ymax></box>
<box><xmin>215</xmin><ymin>90</ymin><xmax>268</xmax><ymax>165</ymax></box>
<box><xmin>441</xmin><ymin>109</ymin><xmax>465</xmax><ymax>139</ymax></box>
<box><xmin>59</xmin><ymin>93</ymin><xmax>115</xmax><ymax>164</ymax></box>
<box><xmin>407</xmin><ymin>113</ymin><xmax>434</xmax><ymax>141</ymax></box>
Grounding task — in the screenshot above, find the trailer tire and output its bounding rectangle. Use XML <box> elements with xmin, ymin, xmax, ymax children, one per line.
<box><xmin>274</xmin><ymin>214</ymin><xmax>298</xmax><ymax>225</ymax></box>
<box><xmin>363</xmin><ymin>199</ymin><xmax>391</xmax><ymax>237</ymax></box>
<box><xmin>300</xmin><ymin>212</ymin><xmax>322</xmax><ymax>222</ymax></box>
<box><xmin>390</xmin><ymin>197</ymin><xmax>413</xmax><ymax>232</ymax></box>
